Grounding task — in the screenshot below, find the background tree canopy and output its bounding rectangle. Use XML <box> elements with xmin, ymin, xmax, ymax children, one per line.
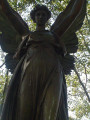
<box><xmin>0</xmin><ymin>0</ymin><xmax>90</xmax><ymax>120</ymax></box>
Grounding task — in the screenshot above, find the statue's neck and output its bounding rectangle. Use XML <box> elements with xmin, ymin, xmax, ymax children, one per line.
<box><xmin>36</xmin><ymin>25</ymin><xmax>45</xmax><ymax>31</ymax></box>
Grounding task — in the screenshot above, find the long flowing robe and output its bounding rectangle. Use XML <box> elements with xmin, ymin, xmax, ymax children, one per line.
<box><xmin>1</xmin><ymin>30</ymin><xmax>68</xmax><ymax>120</ymax></box>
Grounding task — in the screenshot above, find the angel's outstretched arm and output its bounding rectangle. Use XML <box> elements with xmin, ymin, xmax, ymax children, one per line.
<box><xmin>0</xmin><ymin>0</ymin><xmax>29</xmax><ymax>36</ymax></box>
<box><xmin>52</xmin><ymin>0</ymin><xmax>86</xmax><ymax>37</ymax></box>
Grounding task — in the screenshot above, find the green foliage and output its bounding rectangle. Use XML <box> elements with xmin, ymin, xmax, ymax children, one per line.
<box><xmin>0</xmin><ymin>75</ymin><xmax>4</xmax><ymax>104</ymax></box>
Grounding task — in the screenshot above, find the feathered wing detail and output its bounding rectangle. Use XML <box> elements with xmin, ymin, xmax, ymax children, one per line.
<box><xmin>51</xmin><ymin>0</ymin><xmax>86</xmax><ymax>35</ymax></box>
<box><xmin>51</xmin><ymin>0</ymin><xmax>86</xmax><ymax>74</ymax></box>
<box><xmin>5</xmin><ymin>54</ymin><xmax>19</xmax><ymax>73</ymax></box>
<box><xmin>0</xmin><ymin>0</ymin><xmax>29</xmax><ymax>72</ymax></box>
<box><xmin>0</xmin><ymin>0</ymin><xmax>29</xmax><ymax>36</ymax></box>
<box><xmin>0</xmin><ymin>10</ymin><xmax>21</xmax><ymax>53</ymax></box>
<box><xmin>62</xmin><ymin>54</ymin><xmax>75</xmax><ymax>75</ymax></box>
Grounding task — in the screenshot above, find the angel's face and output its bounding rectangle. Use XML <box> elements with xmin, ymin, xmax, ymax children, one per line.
<box><xmin>35</xmin><ymin>10</ymin><xmax>48</xmax><ymax>26</ymax></box>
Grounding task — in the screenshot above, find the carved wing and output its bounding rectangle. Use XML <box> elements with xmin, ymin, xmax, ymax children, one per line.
<box><xmin>0</xmin><ymin>0</ymin><xmax>29</xmax><ymax>72</ymax></box>
<box><xmin>51</xmin><ymin>0</ymin><xmax>86</xmax><ymax>74</ymax></box>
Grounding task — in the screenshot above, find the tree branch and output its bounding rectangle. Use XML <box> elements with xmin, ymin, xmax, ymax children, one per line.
<box><xmin>86</xmin><ymin>10</ymin><xmax>90</xmax><ymax>32</ymax></box>
<box><xmin>79</xmin><ymin>30</ymin><xmax>90</xmax><ymax>54</ymax></box>
<box><xmin>0</xmin><ymin>62</ymin><xmax>5</xmax><ymax>68</ymax></box>
<box><xmin>74</xmin><ymin>67</ymin><xmax>90</xmax><ymax>102</ymax></box>
<box><xmin>74</xmin><ymin>55</ymin><xmax>89</xmax><ymax>86</ymax></box>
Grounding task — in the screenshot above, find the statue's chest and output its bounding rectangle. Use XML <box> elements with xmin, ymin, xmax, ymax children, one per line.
<box><xmin>28</xmin><ymin>31</ymin><xmax>56</xmax><ymax>43</ymax></box>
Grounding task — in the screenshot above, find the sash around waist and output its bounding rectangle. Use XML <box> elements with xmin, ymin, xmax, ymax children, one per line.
<box><xmin>26</xmin><ymin>40</ymin><xmax>64</xmax><ymax>56</ymax></box>
<box><xmin>14</xmin><ymin>40</ymin><xmax>64</xmax><ymax>59</ymax></box>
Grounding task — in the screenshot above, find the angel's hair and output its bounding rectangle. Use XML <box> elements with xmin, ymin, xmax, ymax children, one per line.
<box><xmin>30</xmin><ymin>4</ymin><xmax>51</xmax><ymax>22</ymax></box>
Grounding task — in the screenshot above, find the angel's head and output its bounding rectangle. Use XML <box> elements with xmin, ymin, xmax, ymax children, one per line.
<box><xmin>30</xmin><ymin>4</ymin><xmax>51</xmax><ymax>26</ymax></box>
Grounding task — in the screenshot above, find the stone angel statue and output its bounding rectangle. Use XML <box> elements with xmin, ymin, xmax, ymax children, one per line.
<box><xmin>0</xmin><ymin>0</ymin><xmax>86</xmax><ymax>120</ymax></box>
